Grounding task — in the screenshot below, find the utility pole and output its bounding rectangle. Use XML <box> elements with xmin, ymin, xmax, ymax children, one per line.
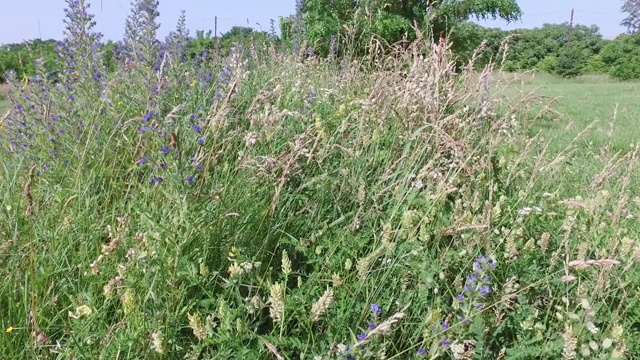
<box><xmin>214</xmin><ymin>16</ymin><xmax>218</xmax><ymax>38</ymax></box>
<box><xmin>566</xmin><ymin>8</ymin><xmax>574</xmax><ymax>47</ymax></box>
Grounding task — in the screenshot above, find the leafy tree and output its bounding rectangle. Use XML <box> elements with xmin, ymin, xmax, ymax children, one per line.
<box><xmin>503</xmin><ymin>23</ymin><xmax>604</xmax><ymax>74</ymax></box>
<box><xmin>286</xmin><ymin>0</ymin><xmax>522</xmax><ymax>56</ymax></box>
<box><xmin>600</xmin><ymin>32</ymin><xmax>640</xmax><ymax>80</ymax></box>
<box><xmin>555</xmin><ymin>45</ymin><xmax>588</xmax><ymax>78</ymax></box>
<box><xmin>219</xmin><ymin>26</ymin><xmax>274</xmax><ymax>54</ymax></box>
<box><xmin>621</xmin><ymin>0</ymin><xmax>640</xmax><ymax>33</ymax></box>
<box><xmin>448</xmin><ymin>22</ymin><xmax>506</xmax><ymax>67</ymax></box>
<box><xmin>186</xmin><ymin>30</ymin><xmax>218</xmax><ymax>59</ymax></box>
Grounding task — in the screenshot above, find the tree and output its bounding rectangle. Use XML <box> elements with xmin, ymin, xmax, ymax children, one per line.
<box><xmin>555</xmin><ymin>45</ymin><xmax>588</xmax><ymax>78</ymax></box>
<box><xmin>600</xmin><ymin>32</ymin><xmax>640</xmax><ymax>80</ymax></box>
<box><xmin>287</xmin><ymin>0</ymin><xmax>522</xmax><ymax>56</ymax></box>
<box><xmin>502</xmin><ymin>23</ymin><xmax>604</xmax><ymax>73</ymax></box>
<box><xmin>621</xmin><ymin>0</ymin><xmax>640</xmax><ymax>33</ymax></box>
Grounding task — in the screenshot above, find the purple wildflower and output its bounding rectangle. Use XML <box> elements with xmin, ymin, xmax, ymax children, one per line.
<box><xmin>137</xmin><ymin>156</ymin><xmax>149</xmax><ymax>165</ymax></box>
<box><xmin>370</xmin><ymin>303</ymin><xmax>381</xmax><ymax>315</ymax></box>
<box><xmin>417</xmin><ymin>348</ymin><xmax>426</xmax><ymax>356</ymax></box>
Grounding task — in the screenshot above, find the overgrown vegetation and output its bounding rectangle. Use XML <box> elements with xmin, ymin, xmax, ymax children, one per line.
<box><xmin>1</xmin><ymin>0</ymin><xmax>639</xmax><ymax>358</ymax></box>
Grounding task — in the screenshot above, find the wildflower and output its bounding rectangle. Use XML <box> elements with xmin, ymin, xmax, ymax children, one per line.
<box><xmin>192</xmin><ymin>124</ymin><xmax>202</xmax><ymax>133</ymax></box>
<box><xmin>309</xmin><ymin>288</ymin><xmax>334</xmax><ymax>322</ymax></box>
<box><xmin>150</xmin><ymin>176</ymin><xmax>163</xmax><ymax>184</ymax></box>
<box><xmin>442</xmin><ymin>339</ymin><xmax>451</xmax><ymax>347</ymax></box>
<box><xmin>441</xmin><ymin>321</ymin><xmax>449</xmax><ymax>331</ymax></box>
<box><xmin>455</xmin><ymin>294</ymin><xmax>465</xmax><ymax>301</ymax></box>
<box><xmin>160</xmin><ymin>145</ymin><xmax>169</xmax><ymax>154</ymax></box>
<box><xmin>357</xmin><ymin>332</ymin><xmax>367</xmax><ymax>341</ymax></box>
<box><xmin>417</xmin><ymin>348</ymin><xmax>426</xmax><ymax>356</ymax></box>
<box><xmin>188</xmin><ymin>313</ymin><xmax>207</xmax><ymax>340</ymax></box>
<box><xmin>269</xmin><ymin>282</ymin><xmax>285</xmax><ymax>323</ymax></box>
<box><xmin>187</xmin><ymin>176</ymin><xmax>194</xmax><ymax>183</ymax></box>
<box><xmin>143</xmin><ymin>111</ymin><xmax>153</xmax><ymax>121</ymax></box>
<box><xmin>478</xmin><ymin>285</ymin><xmax>491</xmax><ymax>297</ymax></box>
<box><xmin>370</xmin><ymin>303</ymin><xmax>381</xmax><ymax>315</ymax></box>
<box><xmin>5</xmin><ymin>327</ymin><xmax>13</xmax><ymax>333</ymax></box>
<box><xmin>137</xmin><ymin>157</ymin><xmax>150</xmax><ymax>165</ymax></box>
<box><xmin>69</xmin><ymin>304</ymin><xmax>93</xmax><ymax>319</ymax></box>
<box><xmin>195</xmin><ymin>164</ymin><xmax>203</xmax><ymax>170</ymax></box>
<box><xmin>150</xmin><ymin>331</ymin><xmax>165</xmax><ymax>354</ymax></box>
<box><xmin>368</xmin><ymin>322</ymin><xmax>376</xmax><ymax>330</ymax></box>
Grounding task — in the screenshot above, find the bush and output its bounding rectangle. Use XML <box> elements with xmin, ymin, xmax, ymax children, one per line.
<box><xmin>555</xmin><ymin>46</ymin><xmax>588</xmax><ymax>78</ymax></box>
<box><xmin>601</xmin><ymin>33</ymin><xmax>640</xmax><ymax>80</ymax></box>
<box><xmin>535</xmin><ymin>55</ymin><xmax>558</xmax><ymax>73</ymax></box>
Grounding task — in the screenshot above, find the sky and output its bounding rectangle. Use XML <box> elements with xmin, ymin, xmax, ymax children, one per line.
<box><xmin>0</xmin><ymin>0</ymin><xmax>628</xmax><ymax>45</ymax></box>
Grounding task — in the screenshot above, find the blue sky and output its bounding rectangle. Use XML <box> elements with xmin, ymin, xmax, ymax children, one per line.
<box><xmin>0</xmin><ymin>0</ymin><xmax>627</xmax><ymax>45</ymax></box>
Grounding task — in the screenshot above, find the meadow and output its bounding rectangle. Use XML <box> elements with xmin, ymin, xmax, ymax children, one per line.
<box><xmin>0</xmin><ymin>2</ymin><xmax>639</xmax><ymax>359</ymax></box>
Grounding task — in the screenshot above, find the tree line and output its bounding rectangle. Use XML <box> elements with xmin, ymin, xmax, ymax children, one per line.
<box><xmin>2</xmin><ymin>0</ymin><xmax>639</xmax><ymax>82</ymax></box>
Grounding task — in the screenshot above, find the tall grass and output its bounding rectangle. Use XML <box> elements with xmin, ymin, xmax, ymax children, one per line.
<box><xmin>0</xmin><ymin>1</ymin><xmax>638</xmax><ymax>358</ymax></box>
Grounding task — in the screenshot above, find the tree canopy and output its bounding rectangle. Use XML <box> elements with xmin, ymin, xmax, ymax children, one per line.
<box><xmin>621</xmin><ymin>0</ymin><xmax>640</xmax><ymax>33</ymax></box>
<box><xmin>285</xmin><ymin>0</ymin><xmax>522</xmax><ymax>56</ymax></box>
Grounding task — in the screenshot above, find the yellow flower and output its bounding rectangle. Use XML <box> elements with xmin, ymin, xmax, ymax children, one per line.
<box><xmin>190</xmin><ymin>79</ymin><xmax>197</xmax><ymax>87</ymax></box>
<box><xmin>5</xmin><ymin>326</ymin><xmax>13</xmax><ymax>333</ymax></box>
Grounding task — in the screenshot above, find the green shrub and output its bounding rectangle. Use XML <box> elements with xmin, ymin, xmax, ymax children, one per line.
<box><xmin>535</xmin><ymin>55</ymin><xmax>558</xmax><ymax>73</ymax></box>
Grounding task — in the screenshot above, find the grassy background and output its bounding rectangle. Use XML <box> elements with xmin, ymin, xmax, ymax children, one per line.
<box><xmin>518</xmin><ymin>73</ymin><xmax>640</xmax><ymax>154</ymax></box>
<box><xmin>492</xmin><ymin>72</ymin><xmax>640</xmax><ymax>198</ymax></box>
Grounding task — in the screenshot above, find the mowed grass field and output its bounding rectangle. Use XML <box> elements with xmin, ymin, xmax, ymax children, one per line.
<box><xmin>496</xmin><ymin>72</ymin><xmax>640</xmax><ymax>197</ymax></box>
<box><xmin>519</xmin><ymin>73</ymin><xmax>640</xmax><ymax>154</ymax></box>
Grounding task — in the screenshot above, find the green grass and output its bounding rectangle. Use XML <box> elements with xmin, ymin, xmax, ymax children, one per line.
<box><xmin>0</xmin><ymin>99</ymin><xmax>8</xmax><ymax>113</ymax></box>
<box><xmin>1</xmin><ymin>44</ymin><xmax>639</xmax><ymax>358</ymax></box>
<box><xmin>492</xmin><ymin>72</ymin><xmax>640</xmax><ymax>198</ymax></box>
<box><xmin>519</xmin><ymin>73</ymin><xmax>640</xmax><ymax>154</ymax></box>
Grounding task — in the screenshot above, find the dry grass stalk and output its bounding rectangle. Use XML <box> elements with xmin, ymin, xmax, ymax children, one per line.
<box><xmin>23</xmin><ymin>165</ymin><xmax>37</xmax><ymax>216</ymax></box>
<box><xmin>441</xmin><ymin>224</ymin><xmax>488</xmax><ymax>236</ymax></box>
<box><xmin>354</xmin><ymin>310</ymin><xmax>406</xmax><ymax>348</ymax></box>
<box><xmin>262</xmin><ymin>339</ymin><xmax>285</xmax><ymax>360</ymax></box>
<box><xmin>568</xmin><ymin>259</ymin><xmax>621</xmax><ymax>270</ymax></box>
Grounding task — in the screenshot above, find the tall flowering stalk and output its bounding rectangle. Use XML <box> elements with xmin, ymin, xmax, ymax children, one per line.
<box><xmin>59</xmin><ymin>0</ymin><xmax>106</xmax><ymax>94</ymax></box>
<box><xmin>164</xmin><ymin>10</ymin><xmax>189</xmax><ymax>61</ymax></box>
<box><xmin>124</xmin><ymin>0</ymin><xmax>161</xmax><ymax>68</ymax></box>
